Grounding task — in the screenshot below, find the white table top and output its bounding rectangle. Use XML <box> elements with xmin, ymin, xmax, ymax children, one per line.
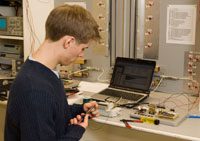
<box><xmin>74</xmin><ymin>81</ymin><xmax>200</xmax><ymax>141</ymax></box>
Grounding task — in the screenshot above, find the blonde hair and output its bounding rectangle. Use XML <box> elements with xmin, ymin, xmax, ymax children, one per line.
<box><xmin>45</xmin><ymin>4</ymin><xmax>101</xmax><ymax>43</ymax></box>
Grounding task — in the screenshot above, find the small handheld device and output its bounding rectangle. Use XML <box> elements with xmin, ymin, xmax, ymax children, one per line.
<box><xmin>81</xmin><ymin>107</ymin><xmax>95</xmax><ymax>121</ymax></box>
<box><xmin>85</xmin><ymin>106</ymin><xmax>95</xmax><ymax>114</ymax></box>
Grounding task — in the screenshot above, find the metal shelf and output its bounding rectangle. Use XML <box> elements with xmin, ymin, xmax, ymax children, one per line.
<box><xmin>0</xmin><ymin>35</ymin><xmax>23</xmax><ymax>40</ymax></box>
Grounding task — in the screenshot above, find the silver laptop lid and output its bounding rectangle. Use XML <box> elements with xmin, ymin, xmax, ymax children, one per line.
<box><xmin>110</xmin><ymin>57</ymin><xmax>156</xmax><ymax>94</ymax></box>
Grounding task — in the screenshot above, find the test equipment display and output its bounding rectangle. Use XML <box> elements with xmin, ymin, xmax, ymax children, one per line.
<box><xmin>0</xmin><ymin>16</ymin><xmax>23</xmax><ymax>36</ymax></box>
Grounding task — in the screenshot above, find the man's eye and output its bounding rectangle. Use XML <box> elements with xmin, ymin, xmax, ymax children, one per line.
<box><xmin>82</xmin><ymin>47</ymin><xmax>88</xmax><ymax>51</ymax></box>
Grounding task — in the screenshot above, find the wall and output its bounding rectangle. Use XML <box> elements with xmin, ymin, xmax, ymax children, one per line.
<box><xmin>158</xmin><ymin>0</ymin><xmax>198</xmax><ymax>93</ymax></box>
<box><xmin>23</xmin><ymin>0</ymin><xmax>54</xmax><ymax>59</ymax></box>
<box><xmin>136</xmin><ymin>0</ymin><xmax>199</xmax><ymax>94</ymax></box>
<box><xmin>22</xmin><ymin>0</ymin><xmax>200</xmax><ymax>91</ymax></box>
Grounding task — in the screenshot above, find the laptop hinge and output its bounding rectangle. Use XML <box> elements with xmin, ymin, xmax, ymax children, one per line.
<box><xmin>108</xmin><ymin>85</ymin><xmax>150</xmax><ymax>94</ymax></box>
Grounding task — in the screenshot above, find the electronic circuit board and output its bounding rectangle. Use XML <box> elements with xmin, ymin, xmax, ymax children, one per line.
<box><xmin>130</xmin><ymin>104</ymin><xmax>188</xmax><ymax>126</ymax></box>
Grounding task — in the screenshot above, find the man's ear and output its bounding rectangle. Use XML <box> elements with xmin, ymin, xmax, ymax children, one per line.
<box><xmin>63</xmin><ymin>36</ymin><xmax>75</xmax><ymax>49</ymax></box>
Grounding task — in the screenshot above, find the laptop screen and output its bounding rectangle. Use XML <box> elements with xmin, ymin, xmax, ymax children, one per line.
<box><xmin>110</xmin><ymin>57</ymin><xmax>156</xmax><ymax>93</ymax></box>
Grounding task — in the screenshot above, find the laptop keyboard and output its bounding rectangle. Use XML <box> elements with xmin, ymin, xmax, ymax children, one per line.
<box><xmin>99</xmin><ymin>88</ymin><xmax>144</xmax><ymax>101</ymax></box>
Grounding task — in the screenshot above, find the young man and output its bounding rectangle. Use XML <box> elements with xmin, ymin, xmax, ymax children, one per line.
<box><xmin>5</xmin><ymin>4</ymin><xmax>101</xmax><ymax>141</ymax></box>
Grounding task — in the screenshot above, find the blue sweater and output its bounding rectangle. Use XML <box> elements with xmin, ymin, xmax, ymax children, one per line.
<box><xmin>5</xmin><ymin>59</ymin><xmax>85</xmax><ymax>141</ymax></box>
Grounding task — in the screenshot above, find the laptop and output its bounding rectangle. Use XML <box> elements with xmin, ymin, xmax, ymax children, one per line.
<box><xmin>91</xmin><ymin>57</ymin><xmax>156</xmax><ymax>106</ymax></box>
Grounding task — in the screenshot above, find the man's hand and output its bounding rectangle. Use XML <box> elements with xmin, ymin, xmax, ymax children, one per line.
<box><xmin>70</xmin><ymin>114</ymin><xmax>89</xmax><ymax>128</ymax></box>
<box><xmin>83</xmin><ymin>101</ymin><xmax>99</xmax><ymax>118</ymax></box>
<box><xmin>70</xmin><ymin>101</ymin><xmax>99</xmax><ymax>128</ymax></box>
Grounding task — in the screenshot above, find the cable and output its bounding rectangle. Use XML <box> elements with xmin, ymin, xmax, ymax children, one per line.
<box><xmin>97</xmin><ymin>68</ymin><xmax>110</xmax><ymax>83</ymax></box>
<box><xmin>151</xmin><ymin>74</ymin><xmax>194</xmax><ymax>94</ymax></box>
<box><xmin>25</xmin><ymin>0</ymin><xmax>41</xmax><ymax>54</ymax></box>
<box><xmin>151</xmin><ymin>77</ymin><xmax>164</xmax><ymax>93</ymax></box>
<box><xmin>159</xmin><ymin>75</ymin><xmax>193</xmax><ymax>81</ymax></box>
<box><xmin>156</xmin><ymin>92</ymin><xmax>199</xmax><ymax>113</ymax></box>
